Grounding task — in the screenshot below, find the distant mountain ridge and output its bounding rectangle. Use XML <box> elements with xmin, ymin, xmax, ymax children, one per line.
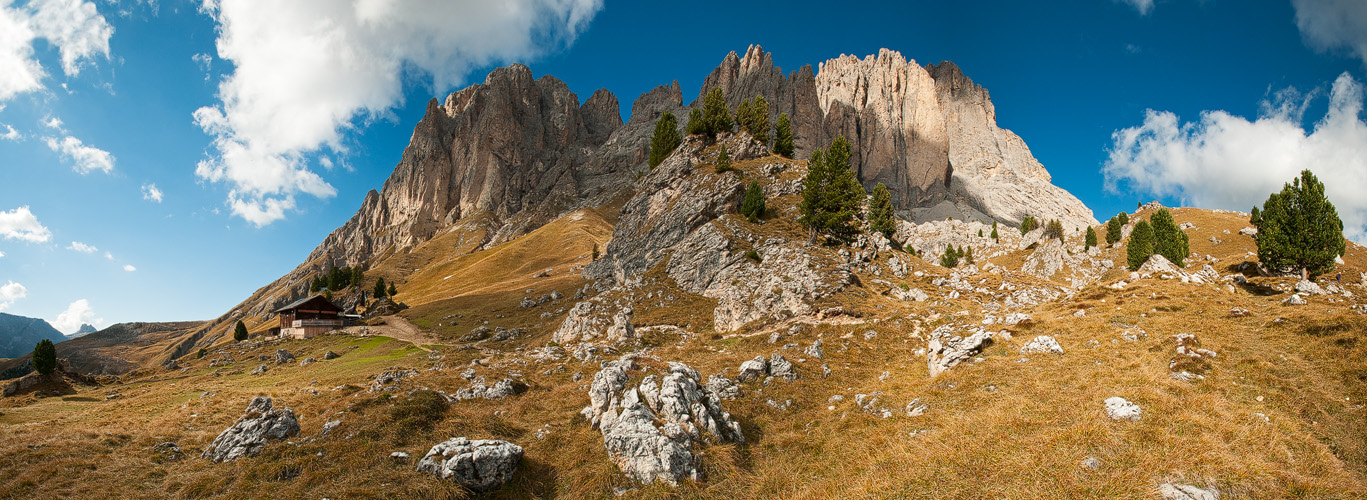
<box><xmin>0</xmin><ymin>313</ymin><xmax>66</xmax><ymax>359</ymax></box>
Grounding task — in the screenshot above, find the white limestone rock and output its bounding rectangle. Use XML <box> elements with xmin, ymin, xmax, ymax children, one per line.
<box><xmin>415</xmin><ymin>437</ymin><xmax>523</xmax><ymax>492</ymax></box>
<box><xmin>1019</xmin><ymin>335</ymin><xmax>1064</xmax><ymax>354</ymax></box>
<box><xmin>201</xmin><ymin>397</ymin><xmax>301</xmax><ymax>463</ymax></box>
<box><xmin>1103</xmin><ymin>396</ymin><xmax>1142</xmax><ymax>421</ymax></box>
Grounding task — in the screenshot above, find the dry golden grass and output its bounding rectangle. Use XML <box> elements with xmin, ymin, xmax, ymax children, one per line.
<box><xmin>2</xmin><ymin>193</ymin><xmax>1365</xmax><ymax>499</ymax></box>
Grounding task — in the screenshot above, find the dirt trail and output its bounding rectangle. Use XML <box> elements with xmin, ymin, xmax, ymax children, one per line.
<box><xmin>357</xmin><ymin>316</ymin><xmax>442</xmax><ymax>352</ymax></box>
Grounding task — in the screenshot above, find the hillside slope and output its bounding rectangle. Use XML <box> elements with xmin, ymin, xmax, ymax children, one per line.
<box><xmin>0</xmin><ymin>135</ymin><xmax>1364</xmax><ymax>498</ymax></box>
<box><xmin>0</xmin><ymin>313</ymin><xmax>66</xmax><ymax>359</ymax></box>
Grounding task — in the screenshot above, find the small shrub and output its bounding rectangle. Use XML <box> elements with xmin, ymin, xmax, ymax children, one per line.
<box><xmin>746</xmin><ymin>249</ymin><xmax>761</xmax><ymax>262</ymax></box>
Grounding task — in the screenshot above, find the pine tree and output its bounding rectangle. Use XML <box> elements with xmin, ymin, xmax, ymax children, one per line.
<box><xmin>1249</xmin><ymin>205</ymin><xmax>1262</xmax><ymax>227</ymax></box>
<box><xmin>741</xmin><ymin>181</ymin><xmax>766</xmax><ymax>222</ymax></box>
<box><xmin>234</xmin><ymin>320</ymin><xmax>248</xmax><ymax>342</ymax></box>
<box><xmin>1106</xmin><ymin>216</ymin><xmax>1122</xmax><ymax>245</ymax></box>
<box><xmin>702</xmin><ymin>87</ymin><xmax>732</xmax><ymax>138</ymax></box>
<box><xmin>990</xmin><ymin>221</ymin><xmax>999</xmax><ymax>242</ymax></box>
<box><xmin>1118</xmin><ymin>212</ymin><xmax>1129</xmax><ymax>226</ymax></box>
<box><xmin>1085</xmin><ymin>226</ymin><xmax>1097</xmax><ymax>250</ymax></box>
<box><xmin>1255</xmin><ymin>169</ymin><xmax>1346</xmax><ymax>279</ymax></box>
<box><xmin>1150</xmin><ymin>208</ymin><xmax>1189</xmax><ymax>267</ymax></box>
<box><xmin>745</xmin><ymin>95</ymin><xmax>770</xmax><ymax>144</ymax></box>
<box><xmin>736</xmin><ymin>99</ymin><xmax>752</xmax><ymax>137</ymax></box>
<box><xmin>374</xmin><ymin>277</ymin><xmax>387</xmax><ymax>299</ymax></box>
<box><xmin>310</xmin><ymin>276</ymin><xmax>323</xmax><ymax>293</ymax></box>
<box><xmin>868</xmin><ymin>182</ymin><xmax>896</xmax><ymax>239</ymax></box>
<box><xmin>387</xmin><ymin>283</ymin><xmax>397</xmax><ymax>297</ymax></box>
<box><xmin>31</xmin><ymin>339</ymin><xmax>56</xmax><ymax>375</ymax></box>
<box><xmin>1044</xmin><ymin>219</ymin><xmax>1064</xmax><ymax>240</ymax></box>
<box><xmin>773</xmin><ymin>112</ymin><xmax>794</xmax><ymax>158</ymax></box>
<box><xmin>1127</xmin><ymin>220</ymin><xmax>1154</xmax><ymax>270</ymax></box>
<box><xmin>940</xmin><ymin>245</ymin><xmax>960</xmax><ymax>268</ymax></box>
<box><xmin>686</xmin><ymin>108</ymin><xmax>706</xmax><ymax>136</ymax></box>
<box><xmin>648</xmin><ymin>111</ymin><xmax>682</xmax><ymax>168</ymax></box>
<box><xmin>714</xmin><ymin>145</ymin><xmax>732</xmax><ymax>173</ymax></box>
<box><xmin>1019</xmin><ymin>216</ymin><xmax>1039</xmax><ymax>235</ymax></box>
<box><xmin>964</xmin><ymin>246</ymin><xmax>974</xmax><ymax>265</ymax></box>
<box><xmin>799</xmin><ymin>136</ymin><xmax>863</xmax><ymax>244</ymax></box>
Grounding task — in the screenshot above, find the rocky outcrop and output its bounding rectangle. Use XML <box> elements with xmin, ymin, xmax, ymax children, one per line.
<box><xmin>1104</xmin><ymin>397</ymin><xmax>1142</xmax><ymax>421</ymax></box>
<box><xmin>1019</xmin><ymin>335</ymin><xmax>1064</xmax><ymax>354</ymax></box>
<box><xmin>201</xmin><ymin>397</ymin><xmax>301</xmax><ymax>462</ymax></box>
<box><xmin>1159</xmin><ymin>483</ymin><xmax>1220</xmax><ymax>500</ymax></box>
<box><xmin>415</xmin><ymin>437</ymin><xmax>523</xmax><ymax>492</ymax></box>
<box><xmin>582</xmin><ymin>359</ymin><xmax>743</xmax><ymax>485</ymax></box>
<box><xmin>927</xmin><ymin>325</ymin><xmax>996</xmax><ymax>377</ymax></box>
<box><xmin>1021</xmin><ymin>239</ymin><xmax>1067</xmax><ymax>279</ymax></box>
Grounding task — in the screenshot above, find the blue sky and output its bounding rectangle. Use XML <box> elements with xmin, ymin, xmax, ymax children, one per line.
<box><xmin>1</xmin><ymin>0</ymin><xmax>1365</xmax><ymax>331</ymax></box>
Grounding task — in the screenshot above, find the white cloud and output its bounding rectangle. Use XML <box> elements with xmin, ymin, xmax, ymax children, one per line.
<box><xmin>66</xmin><ymin>240</ymin><xmax>95</xmax><ymax>253</ymax></box>
<box><xmin>1118</xmin><ymin>0</ymin><xmax>1154</xmax><ymax>15</ymax></box>
<box><xmin>0</xmin><ymin>280</ymin><xmax>26</xmax><ymax>311</ymax></box>
<box><xmin>122</xmin><ymin>264</ymin><xmax>135</xmax><ymax>271</ymax></box>
<box><xmin>45</xmin><ymin>134</ymin><xmax>114</xmax><ymax>173</ymax></box>
<box><xmin>1104</xmin><ymin>72</ymin><xmax>1367</xmax><ymax>242</ymax></box>
<box><xmin>194</xmin><ymin>0</ymin><xmax>603</xmax><ymax>226</ymax></box>
<box><xmin>43</xmin><ymin>115</ymin><xmax>62</xmax><ymax>130</ymax></box>
<box><xmin>1293</xmin><ymin>0</ymin><xmax>1367</xmax><ymax>68</ymax></box>
<box><xmin>0</xmin><ymin>0</ymin><xmax>112</xmax><ymax>102</ymax></box>
<box><xmin>0</xmin><ymin>250</ymin><xmax>5</xmax><ymax>258</ymax></box>
<box><xmin>103</xmin><ymin>250</ymin><xmax>111</xmax><ymax>259</ymax></box>
<box><xmin>141</xmin><ymin>182</ymin><xmax>163</xmax><ymax>202</ymax></box>
<box><xmin>0</xmin><ymin>205</ymin><xmax>52</xmax><ymax>242</ymax></box>
<box><xmin>0</xmin><ymin>123</ymin><xmax>18</xmax><ymax>140</ymax></box>
<box><xmin>52</xmin><ymin>298</ymin><xmax>101</xmax><ymax>333</ymax></box>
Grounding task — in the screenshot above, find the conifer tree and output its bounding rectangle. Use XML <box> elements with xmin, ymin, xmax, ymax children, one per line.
<box><xmin>374</xmin><ymin>277</ymin><xmax>387</xmax><ymax>299</ymax></box>
<box><xmin>234</xmin><ymin>320</ymin><xmax>249</xmax><ymax>342</ymax></box>
<box><xmin>387</xmin><ymin>283</ymin><xmax>397</xmax><ymax>297</ymax></box>
<box><xmin>714</xmin><ymin>145</ymin><xmax>732</xmax><ymax>173</ymax></box>
<box><xmin>1127</xmin><ymin>220</ymin><xmax>1154</xmax><ymax>270</ymax></box>
<box><xmin>964</xmin><ymin>246</ymin><xmax>974</xmax><ymax>265</ymax></box>
<box><xmin>1044</xmin><ymin>219</ymin><xmax>1064</xmax><ymax>240</ymax></box>
<box><xmin>1106</xmin><ymin>216</ymin><xmax>1122</xmax><ymax>245</ymax></box>
<box><xmin>1249</xmin><ymin>205</ymin><xmax>1262</xmax><ymax>227</ymax></box>
<box><xmin>868</xmin><ymin>182</ymin><xmax>896</xmax><ymax>239</ymax></box>
<box><xmin>1085</xmin><ymin>226</ymin><xmax>1097</xmax><ymax>250</ymax></box>
<box><xmin>773</xmin><ymin>112</ymin><xmax>794</xmax><ymax>158</ymax></box>
<box><xmin>686</xmin><ymin>108</ymin><xmax>706</xmax><ymax>136</ymax></box>
<box><xmin>940</xmin><ymin>245</ymin><xmax>960</xmax><ymax>268</ymax></box>
<box><xmin>592</xmin><ymin>243</ymin><xmax>600</xmax><ymax>261</ymax></box>
<box><xmin>744</xmin><ymin>95</ymin><xmax>770</xmax><ymax>144</ymax></box>
<box><xmin>31</xmin><ymin>339</ymin><xmax>56</xmax><ymax>375</ymax></box>
<box><xmin>990</xmin><ymin>221</ymin><xmax>999</xmax><ymax>242</ymax></box>
<box><xmin>649</xmin><ymin>111</ymin><xmax>682</xmax><ymax>168</ymax></box>
<box><xmin>741</xmin><ymin>181</ymin><xmax>766</xmax><ymax>222</ymax></box>
<box><xmin>1019</xmin><ymin>216</ymin><xmax>1039</xmax><ymax>235</ymax></box>
<box><xmin>1118</xmin><ymin>212</ymin><xmax>1129</xmax><ymax>226</ymax></box>
<box><xmin>736</xmin><ymin>99</ymin><xmax>752</xmax><ymax>136</ymax></box>
<box><xmin>799</xmin><ymin>136</ymin><xmax>863</xmax><ymax>244</ymax></box>
<box><xmin>702</xmin><ymin>87</ymin><xmax>732</xmax><ymax>138</ymax></box>
<box><xmin>1254</xmin><ymin>169</ymin><xmax>1345</xmax><ymax>279</ymax></box>
<box><xmin>1150</xmin><ymin>208</ymin><xmax>1189</xmax><ymax>267</ymax></box>
<box><xmin>352</xmin><ymin>267</ymin><xmax>364</xmax><ymax>289</ymax></box>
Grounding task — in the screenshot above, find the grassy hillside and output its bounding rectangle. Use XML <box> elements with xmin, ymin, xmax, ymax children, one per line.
<box><xmin>1</xmin><ymin>159</ymin><xmax>1364</xmax><ymax>499</ymax></box>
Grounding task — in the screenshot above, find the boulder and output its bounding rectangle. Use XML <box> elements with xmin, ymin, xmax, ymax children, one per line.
<box><xmin>1002</xmin><ymin>313</ymin><xmax>1031</xmax><ymax>326</ymax></box>
<box><xmin>372</xmin><ymin>367</ymin><xmax>419</xmax><ymax>392</ymax></box>
<box><xmin>581</xmin><ymin>359</ymin><xmax>744</xmax><ymax>485</ymax></box>
<box><xmin>1138</xmin><ymin>254</ymin><xmax>1187</xmax><ymax>279</ymax></box>
<box><xmin>1103</xmin><ymin>396</ymin><xmax>1142</xmax><ymax>421</ymax></box>
<box><xmin>323</xmin><ymin>350</ymin><xmax>339</xmax><ymax>360</ymax></box>
<box><xmin>1283</xmin><ymin>294</ymin><xmax>1307</xmax><ymax>306</ymax></box>
<box><xmin>201</xmin><ymin>397</ymin><xmax>301</xmax><ymax>462</ymax></box>
<box><xmin>1019</xmin><ymin>335</ymin><xmax>1064</xmax><ymax>354</ymax></box>
<box><xmin>152</xmin><ymin>442</ymin><xmax>184</xmax><ymax>462</ymax></box>
<box><xmin>452</xmin><ymin>378</ymin><xmax>526</xmax><ymax>401</ymax></box>
<box><xmin>1021</xmin><ymin>239</ymin><xmax>1066</xmax><ymax>279</ymax></box>
<box><xmin>927</xmin><ymin>325</ymin><xmax>996</xmax><ymax>377</ymax></box>
<box><xmin>273</xmin><ymin>349</ymin><xmax>295</xmax><ymax>365</ymax></box>
<box><xmin>1294</xmin><ymin>279</ymin><xmax>1325</xmax><ymax>295</ymax></box>
<box><xmin>803</xmin><ymin>339</ymin><xmax>824</xmax><ymax>360</ymax></box>
<box><xmin>552</xmin><ymin>301</ymin><xmax>609</xmax><ymax>344</ymax></box>
<box><xmin>768</xmin><ymin>354</ymin><xmax>797</xmax><ymax>381</ymax></box>
<box><xmin>606</xmin><ymin>309</ymin><xmax>635</xmax><ymax>342</ymax></box>
<box><xmin>736</xmin><ymin>356</ymin><xmax>768</xmax><ymax>382</ymax></box>
<box><xmin>415</xmin><ymin>437</ymin><xmax>523</xmax><ymax>492</ymax></box>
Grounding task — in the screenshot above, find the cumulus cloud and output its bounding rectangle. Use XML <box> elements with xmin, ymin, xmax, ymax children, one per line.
<box><xmin>1293</xmin><ymin>0</ymin><xmax>1367</xmax><ymax>68</ymax></box>
<box><xmin>45</xmin><ymin>134</ymin><xmax>114</xmax><ymax>173</ymax></box>
<box><xmin>66</xmin><ymin>240</ymin><xmax>95</xmax><ymax>253</ymax></box>
<box><xmin>0</xmin><ymin>123</ymin><xmax>18</xmax><ymax>140</ymax></box>
<box><xmin>141</xmin><ymin>182</ymin><xmax>162</xmax><ymax>202</ymax></box>
<box><xmin>0</xmin><ymin>0</ymin><xmax>113</xmax><ymax>102</ymax></box>
<box><xmin>122</xmin><ymin>264</ymin><xmax>135</xmax><ymax>271</ymax></box>
<box><xmin>0</xmin><ymin>281</ymin><xmax>26</xmax><ymax>311</ymax></box>
<box><xmin>103</xmin><ymin>250</ymin><xmax>111</xmax><ymax>260</ymax></box>
<box><xmin>1117</xmin><ymin>0</ymin><xmax>1154</xmax><ymax>15</ymax></box>
<box><xmin>0</xmin><ymin>250</ymin><xmax>5</xmax><ymax>257</ymax></box>
<box><xmin>0</xmin><ymin>205</ymin><xmax>52</xmax><ymax>242</ymax></box>
<box><xmin>1104</xmin><ymin>72</ymin><xmax>1367</xmax><ymax>242</ymax></box>
<box><xmin>52</xmin><ymin>298</ymin><xmax>101</xmax><ymax>333</ymax></box>
<box><xmin>193</xmin><ymin>0</ymin><xmax>603</xmax><ymax>226</ymax></box>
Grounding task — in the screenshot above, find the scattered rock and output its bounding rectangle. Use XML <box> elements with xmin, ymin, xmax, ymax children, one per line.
<box><xmin>737</xmin><ymin>356</ymin><xmax>768</xmax><ymax>382</ymax></box>
<box><xmin>1283</xmin><ymin>294</ymin><xmax>1306</xmax><ymax>306</ymax></box>
<box><xmin>391</xmin><ymin>451</ymin><xmax>411</xmax><ymax>462</ymax></box>
<box><xmin>1103</xmin><ymin>396</ymin><xmax>1142</xmax><ymax>421</ymax></box>
<box><xmin>152</xmin><ymin>442</ymin><xmax>183</xmax><ymax>462</ymax></box>
<box><xmin>201</xmin><ymin>397</ymin><xmax>301</xmax><ymax>462</ymax></box>
<box><xmin>1239</xmin><ymin>226</ymin><xmax>1257</xmax><ymax>236</ymax></box>
<box><xmin>803</xmin><ymin>339</ymin><xmax>824</xmax><ymax>359</ymax></box>
<box><xmin>452</xmin><ymin>378</ymin><xmax>526</xmax><ymax>401</ymax></box>
<box><xmin>1019</xmin><ymin>335</ymin><xmax>1064</xmax><ymax>354</ymax></box>
<box><xmin>251</xmin><ymin>364</ymin><xmax>268</xmax><ymax>375</ymax></box>
<box><xmin>1002</xmin><ymin>313</ymin><xmax>1031</xmax><ymax>326</ymax></box>
<box><xmin>298</xmin><ymin>357</ymin><xmax>316</xmax><ymax>367</ymax></box>
<box><xmin>320</xmin><ymin>419</ymin><xmax>341</xmax><ymax>438</ymax></box>
<box><xmin>415</xmin><ymin>437</ymin><xmax>524</xmax><ymax>492</ymax></box>
<box><xmin>372</xmin><ymin>367</ymin><xmax>419</xmax><ymax>392</ymax></box>
<box><xmin>1081</xmin><ymin>456</ymin><xmax>1101</xmax><ymax>470</ymax></box>
<box><xmin>273</xmin><ymin>349</ymin><xmax>295</xmax><ymax>365</ymax></box>
<box><xmin>927</xmin><ymin>325</ymin><xmax>996</xmax><ymax>377</ymax></box>
<box><xmin>1228</xmin><ymin>308</ymin><xmax>1249</xmax><ymax>317</ymax></box>
<box><xmin>1158</xmin><ymin>482</ymin><xmax>1220</xmax><ymax>500</ymax></box>
<box><xmin>768</xmin><ymin>354</ymin><xmax>797</xmax><ymax>381</ymax></box>
<box><xmin>582</xmin><ymin>359</ymin><xmax>744</xmax><ymax>485</ymax></box>
<box><xmin>706</xmin><ymin>375</ymin><xmax>740</xmax><ymax>400</ymax></box>
<box><xmin>1294</xmin><ymin>279</ymin><xmax>1325</xmax><ymax>295</ymax></box>
<box><xmin>323</xmin><ymin>350</ymin><xmax>339</xmax><ymax>360</ymax></box>
<box><xmin>606</xmin><ymin>309</ymin><xmax>635</xmax><ymax>342</ymax></box>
